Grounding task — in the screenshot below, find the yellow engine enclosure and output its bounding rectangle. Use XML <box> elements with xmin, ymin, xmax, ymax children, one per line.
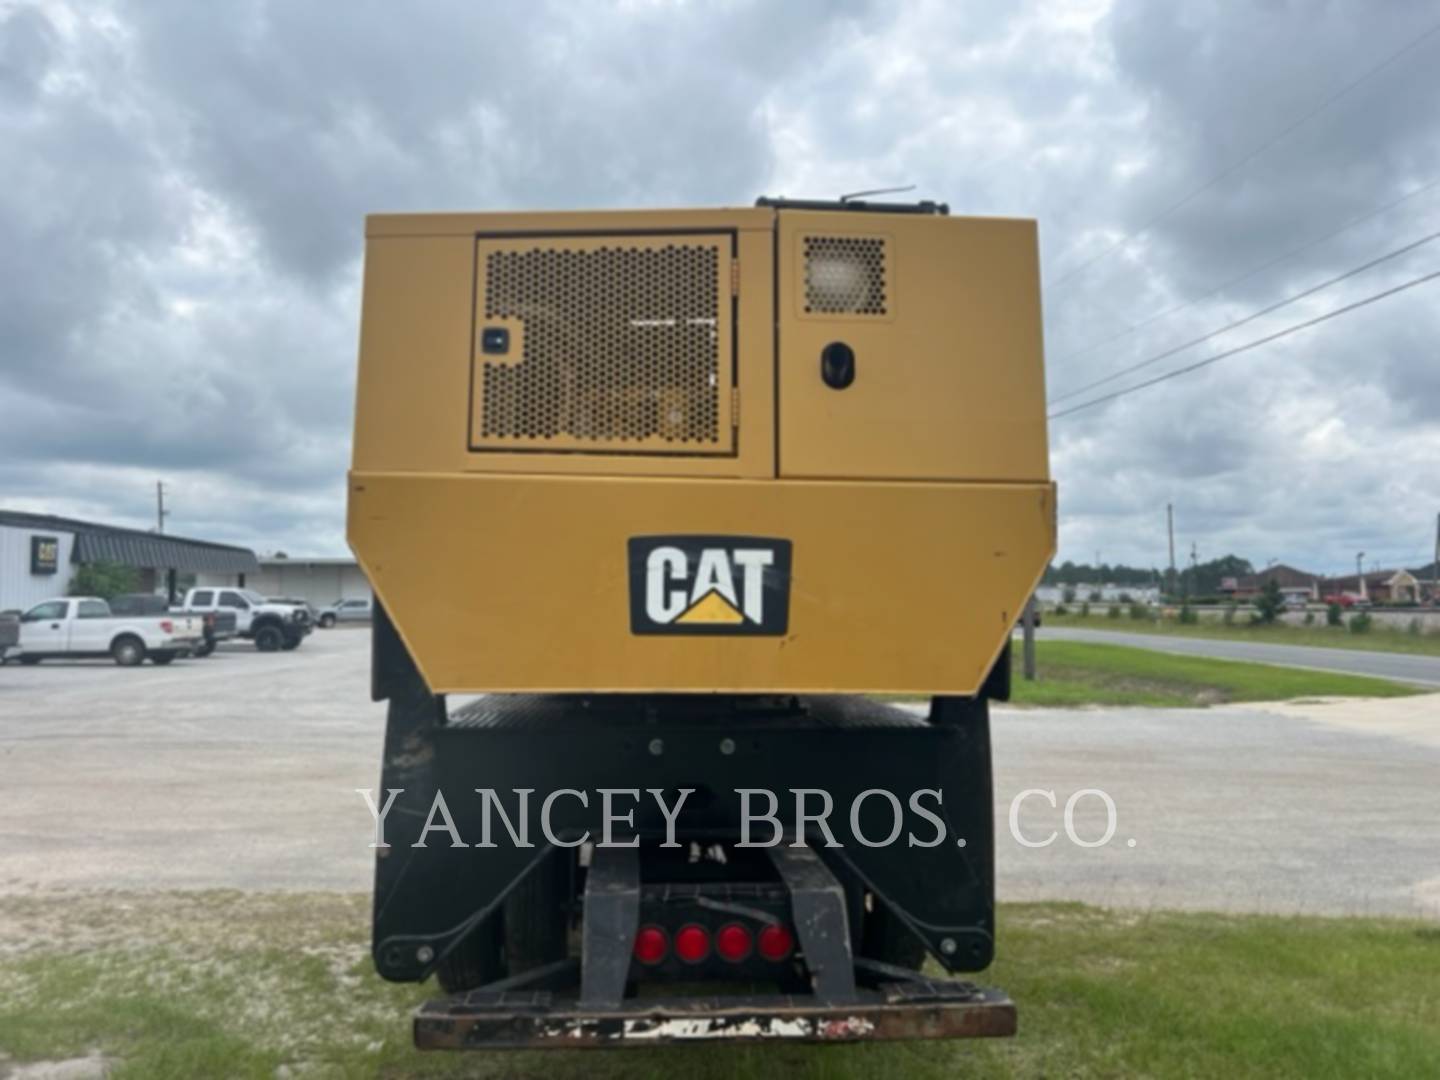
<box><xmin>349</xmin><ymin>206</ymin><xmax>1055</xmax><ymax>695</ymax></box>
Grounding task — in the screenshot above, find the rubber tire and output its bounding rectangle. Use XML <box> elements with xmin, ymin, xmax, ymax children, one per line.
<box><xmin>436</xmin><ymin>913</ymin><xmax>504</xmax><ymax>995</ymax></box>
<box><xmin>112</xmin><ymin>636</ymin><xmax>146</xmax><ymax>667</ymax></box>
<box><xmin>194</xmin><ymin>639</ymin><xmax>215</xmax><ymax>658</ymax></box>
<box><xmin>434</xmin><ymin>851</ymin><xmax>571</xmax><ymax>993</ymax></box>
<box><xmin>19</xmin><ymin>655</ymin><xmax>42</xmax><ymax>666</ymax></box>
<box><xmin>150</xmin><ymin>653</ymin><xmax>176</xmax><ymax>665</ymax></box>
<box><xmin>280</xmin><ymin>636</ymin><xmax>301</xmax><ymax>651</ymax></box>
<box><xmin>254</xmin><ymin>624</ymin><xmax>284</xmax><ymax>652</ymax></box>
<box><xmin>319</xmin><ymin>614</ymin><xmax>336</xmax><ymax>628</ymax></box>
<box><xmin>502</xmin><ymin>851</ymin><xmax>571</xmax><ymax>977</ymax></box>
<box><xmin>863</xmin><ymin>899</ymin><xmax>928</xmax><ymax>971</ymax></box>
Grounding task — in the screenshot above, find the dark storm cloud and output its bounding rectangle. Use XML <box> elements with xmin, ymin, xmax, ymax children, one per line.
<box><xmin>0</xmin><ymin>0</ymin><xmax>1437</xmax><ymax>572</ymax></box>
<box><xmin>0</xmin><ymin>3</ymin><xmax>55</xmax><ymax>104</ymax></box>
<box><xmin>122</xmin><ymin>0</ymin><xmax>870</xmax><ymax>281</ymax></box>
<box><xmin>1</xmin><ymin>0</ymin><xmax>865</xmax><ymax>547</ymax></box>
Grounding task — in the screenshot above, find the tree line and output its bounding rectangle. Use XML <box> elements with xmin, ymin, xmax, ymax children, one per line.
<box><xmin>1043</xmin><ymin>555</ymin><xmax>1255</xmax><ymax>598</ymax></box>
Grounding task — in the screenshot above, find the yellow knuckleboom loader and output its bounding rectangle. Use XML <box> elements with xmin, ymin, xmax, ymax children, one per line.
<box><xmin>348</xmin><ymin>195</ymin><xmax>1054</xmax><ymax>1049</ymax></box>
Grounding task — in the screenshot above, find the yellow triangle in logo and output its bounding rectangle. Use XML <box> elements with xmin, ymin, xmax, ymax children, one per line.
<box><xmin>675</xmin><ymin>589</ymin><xmax>745</xmax><ymax>625</ymax></box>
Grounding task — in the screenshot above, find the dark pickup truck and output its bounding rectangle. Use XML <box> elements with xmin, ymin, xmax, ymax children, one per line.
<box><xmin>110</xmin><ymin>594</ymin><xmax>238</xmax><ymax>658</ymax></box>
<box><xmin>0</xmin><ymin>610</ymin><xmax>19</xmax><ymax>662</ymax></box>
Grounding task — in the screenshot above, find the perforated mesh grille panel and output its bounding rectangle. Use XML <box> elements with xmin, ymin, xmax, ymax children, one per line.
<box><xmin>474</xmin><ymin>238</ymin><xmax>730</xmax><ymax>453</ymax></box>
<box><xmin>803</xmin><ymin>236</ymin><xmax>887</xmax><ymax>315</ymax></box>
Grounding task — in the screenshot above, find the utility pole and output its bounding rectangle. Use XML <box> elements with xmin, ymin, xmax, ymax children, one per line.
<box><xmin>1166</xmin><ymin>503</ymin><xmax>1177</xmax><ymax>598</ymax></box>
<box><xmin>156</xmin><ymin>481</ymin><xmax>169</xmax><ymax>535</ymax></box>
<box><xmin>1432</xmin><ymin>512</ymin><xmax>1438</xmax><ymax>603</ymax></box>
<box><xmin>1356</xmin><ymin>551</ymin><xmax>1365</xmax><ymax>600</ymax></box>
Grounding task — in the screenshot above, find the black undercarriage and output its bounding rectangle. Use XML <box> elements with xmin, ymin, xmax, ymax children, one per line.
<box><xmin>368</xmin><ymin>603</ymin><xmax>1013</xmax><ymax>1048</ymax></box>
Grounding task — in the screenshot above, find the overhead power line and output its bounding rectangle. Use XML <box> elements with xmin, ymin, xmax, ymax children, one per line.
<box><xmin>1041</xmin><ymin>17</ymin><xmax>1440</xmax><ymax>292</ymax></box>
<box><xmin>1047</xmin><ymin>173</ymin><xmax>1440</xmax><ymax>377</ymax></box>
<box><xmin>1047</xmin><ymin>266</ymin><xmax>1440</xmax><ymax>420</ymax></box>
<box><xmin>1047</xmin><ymin>226</ymin><xmax>1440</xmax><ymax>405</ymax></box>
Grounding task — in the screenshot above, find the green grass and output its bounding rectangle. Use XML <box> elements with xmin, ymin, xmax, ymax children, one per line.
<box><xmin>0</xmin><ymin>892</ymin><xmax>1436</xmax><ymax>1078</ymax></box>
<box><xmin>1046</xmin><ymin>608</ymin><xmax>1440</xmax><ymax>656</ymax></box>
<box><xmin>1006</xmin><ymin>641</ymin><xmax>1420</xmax><ymax>707</ymax></box>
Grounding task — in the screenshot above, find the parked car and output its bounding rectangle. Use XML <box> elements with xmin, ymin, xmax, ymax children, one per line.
<box><xmin>180</xmin><ymin>587</ymin><xmax>312</xmax><ymax>651</ymax></box>
<box><xmin>1322</xmin><ymin>593</ymin><xmax>1372</xmax><ymax>610</ymax></box>
<box><xmin>0</xmin><ymin>610</ymin><xmax>19</xmax><ymax>663</ymax></box>
<box><xmin>318</xmin><ymin>597</ymin><xmax>373</xmax><ymax>628</ymax></box>
<box><xmin>109</xmin><ymin>593</ymin><xmax>238</xmax><ymax>657</ymax></box>
<box><xmin>11</xmin><ymin>597</ymin><xmax>204</xmax><ymax>666</ymax></box>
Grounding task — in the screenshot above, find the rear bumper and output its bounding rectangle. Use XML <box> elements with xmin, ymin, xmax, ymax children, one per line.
<box><xmin>416</xmin><ymin>972</ymin><xmax>1015</xmax><ymax>1049</ymax></box>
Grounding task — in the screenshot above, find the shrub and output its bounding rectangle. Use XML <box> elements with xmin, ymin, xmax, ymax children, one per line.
<box><xmin>1080</xmin><ymin>601</ymin><xmax>1091</xmax><ymax>617</ymax></box>
<box><xmin>1118</xmin><ymin>592</ymin><xmax>1134</xmax><ymax>604</ymax></box>
<box><xmin>1326</xmin><ymin>603</ymin><xmax>1343</xmax><ymax>627</ymax></box>
<box><xmin>1128</xmin><ymin>602</ymin><xmax>1150</xmax><ymax>621</ymax></box>
<box><xmin>1062</xmin><ymin>587</ymin><xmax>1077</xmax><ymax>604</ymax></box>
<box><xmin>1178</xmin><ymin>603</ymin><xmax>1198</xmax><ymax>625</ymax></box>
<box><xmin>1253</xmin><ymin>579</ymin><xmax>1285</xmax><ymax>625</ymax></box>
<box><xmin>1349</xmin><ymin>612</ymin><xmax>1373</xmax><ymax>634</ymax></box>
<box><xmin>67</xmin><ymin>560</ymin><xmax>139</xmax><ymax>601</ymax></box>
<box><xmin>1088</xmin><ymin>590</ymin><xmax>1103</xmax><ymax>603</ymax></box>
<box><xmin>1303</xmin><ymin>612</ymin><xmax>1315</xmax><ymax>626</ymax></box>
<box><xmin>1054</xmin><ymin>602</ymin><xmax>1069</xmax><ymax>616</ymax></box>
<box><xmin>1408</xmin><ymin>617</ymin><xmax>1422</xmax><ymax>636</ymax></box>
<box><xmin>1106</xmin><ymin>604</ymin><xmax>1122</xmax><ymax>619</ymax></box>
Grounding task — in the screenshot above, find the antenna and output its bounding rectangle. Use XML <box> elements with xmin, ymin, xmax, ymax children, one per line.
<box><xmin>839</xmin><ymin>184</ymin><xmax>916</xmax><ymax>203</ymax></box>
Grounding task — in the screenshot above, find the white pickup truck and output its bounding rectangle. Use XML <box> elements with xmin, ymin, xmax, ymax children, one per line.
<box><xmin>13</xmin><ymin>597</ymin><xmax>205</xmax><ymax>666</ymax></box>
<box><xmin>179</xmin><ymin>587</ymin><xmax>313</xmax><ymax>651</ymax></box>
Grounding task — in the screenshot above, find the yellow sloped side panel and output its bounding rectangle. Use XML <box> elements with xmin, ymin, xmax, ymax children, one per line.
<box><xmin>349</xmin><ymin>472</ymin><xmax>1056</xmax><ymax>696</ymax></box>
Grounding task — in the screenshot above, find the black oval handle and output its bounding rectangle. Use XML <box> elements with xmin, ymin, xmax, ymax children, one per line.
<box><xmin>820</xmin><ymin>342</ymin><xmax>855</xmax><ymax>390</ymax></box>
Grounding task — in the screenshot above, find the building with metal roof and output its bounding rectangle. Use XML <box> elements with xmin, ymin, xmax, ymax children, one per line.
<box><xmin>196</xmin><ymin>556</ymin><xmax>372</xmax><ymax>610</ymax></box>
<box><xmin>0</xmin><ymin>509</ymin><xmax>259</xmax><ymax>612</ymax></box>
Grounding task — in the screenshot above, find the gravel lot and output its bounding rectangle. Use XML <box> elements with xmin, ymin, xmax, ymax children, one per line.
<box><xmin>0</xmin><ymin>631</ymin><xmax>385</xmax><ymax>893</ymax></box>
<box><xmin>1</xmin><ymin>631</ymin><xmax>1436</xmax><ymax>917</ymax></box>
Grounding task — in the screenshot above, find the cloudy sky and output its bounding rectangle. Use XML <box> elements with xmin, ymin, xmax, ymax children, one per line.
<box><xmin>2</xmin><ymin>0</ymin><xmax>1438</xmax><ymax>576</ymax></box>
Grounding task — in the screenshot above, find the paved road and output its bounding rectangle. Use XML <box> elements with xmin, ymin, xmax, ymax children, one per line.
<box><xmin>1035</xmin><ymin>626</ymin><xmax>1440</xmax><ymax>688</ymax></box>
<box><xmin>995</xmin><ymin>695</ymin><xmax>1440</xmax><ymax>917</ymax></box>
<box><xmin>2</xmin><ymin>631</ymin><xmax>1437</xmax><ymax>916</ymax></box>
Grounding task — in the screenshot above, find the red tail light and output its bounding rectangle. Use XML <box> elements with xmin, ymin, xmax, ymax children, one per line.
<box><xmin>673</xmin><ymin>924</ymin><xmax>710</xmax><ymax>964</ymax></box>
<box><xmin>757</xmin><ymin>924</ymin><xmax>795</xmax><ymax>962</ymax></box>
<box><xmin>160</xmin><ymin>620</ymin><xmax>173</xmax><ymax>633</ymax></box>
<box><xmin>633</xmin><ymin>925</ymin><xmax>668</xmax><ymax>965</ymax></box>
<box><xmin>715</xmin><ymin>923</ymin><xmax>753</xmax><ymax>962</ymax></box>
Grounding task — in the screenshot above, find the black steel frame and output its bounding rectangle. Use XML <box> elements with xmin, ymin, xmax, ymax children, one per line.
<box><xmin>367</xmin><ymin>602</ymin><xmax>1011</xmax><ymax>1047</ymax></box>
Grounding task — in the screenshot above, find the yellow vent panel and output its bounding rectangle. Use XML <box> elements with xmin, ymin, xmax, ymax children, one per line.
<box><xmin>470</xmin><ymin>233</ymin><xmax>735</xmax><ymax>455</ymax></box>
<box><xmin>802</xmin><ymin>235</ymin><xmax>888</xmax><ymax>317</ymax></box>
